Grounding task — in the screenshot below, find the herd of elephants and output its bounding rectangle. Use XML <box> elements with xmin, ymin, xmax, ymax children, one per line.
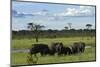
<box><xmin>29</xmin><ymin>42</ymin><xmax>86</xmax><ymax>57</ymax></box>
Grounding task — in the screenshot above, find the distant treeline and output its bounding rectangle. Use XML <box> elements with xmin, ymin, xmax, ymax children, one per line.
<box><xmin>12</xmin><ymin>29</ymin><xmax>96</xmax><ymax>39</ymax></box>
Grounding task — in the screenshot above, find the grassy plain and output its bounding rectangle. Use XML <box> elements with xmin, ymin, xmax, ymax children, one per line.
<box><xmin>11</xmin><ymin>37</ymin><xmax>96</xmax><ymax>65</ymax></box>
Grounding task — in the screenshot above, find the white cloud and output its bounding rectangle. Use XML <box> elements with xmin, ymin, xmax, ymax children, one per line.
<box><xmin>32</xmin><ymin>9</ymin><xmax>49</xmax><ymax>16</ymax></box>
<box><xmin>12</xmin><ymin>10</ymin><xmax>34</xmax><ymax>17</ymax></box>
<box><xmin>53</xmin><ymin>8</ymin><xmax>77</xmax><ymax>16</ymax></box>
<box><xmin>32</xmin><ymin>11</ymin><xmax>46</xmax><ymax>16</ymax></box>
<box><xmin>54</xmin><ymin>6</ymin><xmax>95</xmax><ymax>17</ymax></box>
<box><xmin>65</xmin><ymin>8</ymin><xmax>79</xmax><ymax>16</ymax></box>
<box><xmin>80</xmin><ymin>6</ymin><xmax>93</xmax><ymax>10</ymax></box>
<box><xmin>12</xmin><ymin>6</ymin><xmax>95</xmax><ymax>19</ymax></box>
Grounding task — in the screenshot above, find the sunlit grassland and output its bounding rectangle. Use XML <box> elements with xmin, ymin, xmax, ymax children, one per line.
<box><xmin>11</xmin><ymin>47</ymin><xmax>95</xmax><ymax>65</ymax></box>
<box><xmin>12</xmin><ymin>37</ymin><xmax>95</xmax><ymax>49</ymax></box>
<box><xmin>11</xmin><ymin>37</ymin><xmax>96</xmax><ymax>65</ymax></box>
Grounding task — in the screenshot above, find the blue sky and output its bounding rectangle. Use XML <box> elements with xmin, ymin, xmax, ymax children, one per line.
<box><xmin>12</xmin><ymin>1</ymin><xmax>95</xmax><ymax>30</ymax></box>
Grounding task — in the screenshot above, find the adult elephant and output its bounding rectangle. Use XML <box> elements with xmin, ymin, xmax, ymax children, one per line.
<box><xmin>49</xmin><ymin>42</ymin><xmax>65</xmax><ymax>55</ymax></box>
<box><xmin>79</xmin><ymin>42</ymin><xmax>85</xmax><ymax>53</ymax></box>
<box><xmin>49</xmin><ymin>42</ymin><xmax>60</xmax><ymax>55</ymax></box>
<box><xmin>71</xmin><ymin>42</ymin><xmax>79</xmax><ymax>54</ymax></box>
<box><xmin>56</xmin><ymin>43</ymin><xmax>72</xmax><ymax>55</ymax></box>
<box><xmin>29</xmin><ymin>43</ymin><xmax>50</xmax><ymax>56</ymax></box>
<box><xmin>56</xmin><ymin>42</ymin><xmax>63</xmax><ymax>55</ymax></box>
<box><xmin>71</xmin><ymin>42</ymin><xmax>86</xmax><ymax>54</ymax></box>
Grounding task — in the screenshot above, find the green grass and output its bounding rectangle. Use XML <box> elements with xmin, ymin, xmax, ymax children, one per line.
<box><xmin>11</xmin><ymin>47</ymin><xmax>96</xmax><ymax>65</ymax></box>
<box><xmin>12</xmin><ymin>37</ymin><xmax>95</xmax><ymax>49</ymax></box>
<box><xmin>11</xmin><ymin>37</ymin><xmax>96</xmax><ymax>65</ymax></box>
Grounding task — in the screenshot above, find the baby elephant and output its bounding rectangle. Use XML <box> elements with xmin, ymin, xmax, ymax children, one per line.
<box><xmin>54</xmin><ymin>43</ymin><xmax>72</xmax><ymax>56</ymax></box>
<box><xmin>58</xmin><ymin>46</ymin><xmax>72</xmax><ymax>56</ymax></box>
<box><xmin>63</xmin><ymin>47</ymin><xmax>72</xmax><ymax>55</ymax></box>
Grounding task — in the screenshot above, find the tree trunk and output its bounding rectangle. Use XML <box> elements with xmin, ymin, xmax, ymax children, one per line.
<box><xmin>36</xmin><ymin>36</ymin><xmax>38</xmax><ymax>42</ymax></box>
<box><xmin>35</xmin><ymin>30</ymin><xmax>39</xmax><ymax>42</ymax></box>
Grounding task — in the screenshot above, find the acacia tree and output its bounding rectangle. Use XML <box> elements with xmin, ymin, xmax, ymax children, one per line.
<box><xmin>86</xmin><ymin>24</ymin><xmax>92</xmax><ymax>30</ymax></box>
<box><xmin>67</xmin><ymin>23</ymin><xmax>72</xmax><ymax>30</ymax></box>
<box><xmin>86</xmin><ymin>24</ymin><xmax>92</xmax><ymax>39</ymax></box>
<box><xmin>27</xmin><ymin>22</ymin><xmax>45</xmax><ymax>42</ymax></box>
<box><xmin>64</xmin><ymin>26</ymin><xmax>68</xmax><ymax>30</ymax></box>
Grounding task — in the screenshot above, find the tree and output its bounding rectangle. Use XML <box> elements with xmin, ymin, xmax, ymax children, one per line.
<box><xmin>86</xmin><ymin>24</ymin><xmax>92</xmax><ymax>40</ymax></box>
<box><xmin>64</xmin><ymin>26</ymin><xmax>68</xmax><ymax>30</ymax></box>
<box><xmin>86</xmin><ymin>24</ymin><xmax>92</xmax><ymax>30</ymax></box>
<box><xmin>67</xmin><ymin>23</ymin><xmax>72</xmax><ymax>30</ymax></box>
<box><xmin>27</xmin><ymin>22</ymin><xmax>45</xmax><ymax>42</ymax></box>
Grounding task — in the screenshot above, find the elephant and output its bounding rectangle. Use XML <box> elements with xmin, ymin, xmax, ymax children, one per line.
<box><xmin>57</xmin><ymin>45</ymin><xmax>72</xmax><ymax>55</ymax></box>
<box><xmin>49</xmin><ymin>42</ymin><xmax>63</xmax><ymax>55</ymax></box>
<box><xmin>71</xmin><ymin>42</ymin><xmax>86</xmax><ymax>54</ymax></box>
<box><xmin>29</xmin><ymin>43</ymin><xmax>50</xmax><ymax>56</ymax></box>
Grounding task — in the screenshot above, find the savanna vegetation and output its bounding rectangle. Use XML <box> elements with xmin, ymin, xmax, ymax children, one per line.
<box><xmin>11</xmin><ymin>23</ymin><xmax>96</xmax><ymax>66</ymax></box>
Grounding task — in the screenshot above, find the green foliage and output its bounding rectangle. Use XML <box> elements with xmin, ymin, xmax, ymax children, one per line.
<box><xmin>12</xmin><ymin>30</ymin><xmax>95</xmax><ymax>39</ymax></box>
